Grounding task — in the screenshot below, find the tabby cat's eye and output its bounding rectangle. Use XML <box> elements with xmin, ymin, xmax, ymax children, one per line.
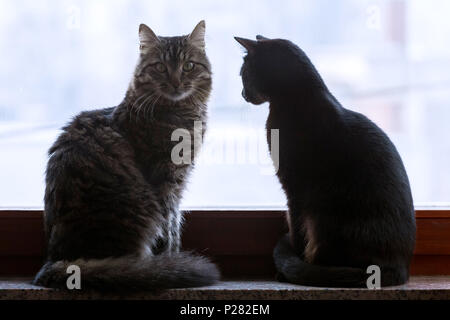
<box><xmin>183</xmin><ymin>62</ymin><xmax>195</xmax><ymax>72</ymax></box>
<box><xmin>155</xmin><ymin>63</ymin><xmax>166</xmax><ymax>73</ymax></box>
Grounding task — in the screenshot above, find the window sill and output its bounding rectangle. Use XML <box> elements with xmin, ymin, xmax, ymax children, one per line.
<box><xmin>1</xmin><ymin>209</ymin><xmax>450</xmax><ymax>277</ymax></box>
<box><xmin>0</xmin><ymin>276</ymin><xmax>449</xmax><ymax>300</ymax></box>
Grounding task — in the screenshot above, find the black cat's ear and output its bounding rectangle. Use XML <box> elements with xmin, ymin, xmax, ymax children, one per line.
<box><xmin>256</xmin><ymin>35</ymin><xmax>269</xmax><ymax>41</ymax></box>
<box><xmin>189</xmin><ymin>20</ymin><xmax>206</xmax><ymax>50</ymax></box>
<box><xmin>234</xmin><ymin>37</ymin><xmax>257</xmax><ymax>54</ymax></box>
<box><xmin>139</xmin><ymin>24</ymin><xmax>159</xmax><ymax>51</ymax></box>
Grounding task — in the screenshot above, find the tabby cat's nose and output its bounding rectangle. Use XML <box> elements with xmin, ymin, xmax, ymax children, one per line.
<box><xmin>171</xmin><ymin>78</ymin><xmax>181</xmax><ymax>89</ymax></box>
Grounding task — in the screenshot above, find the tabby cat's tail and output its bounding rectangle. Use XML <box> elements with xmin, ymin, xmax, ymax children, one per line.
<box><xmin>32</xmin><ymin>252</ymin><xmax>220</xmax><ymax>291</ymax></box>
<box><xmin>274</xmin><ymin>234</ymin><xmax>407</xmax><ymax>288</ymax></box>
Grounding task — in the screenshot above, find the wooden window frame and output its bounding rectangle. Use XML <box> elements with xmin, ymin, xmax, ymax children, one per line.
<box><xmin>0</xmin><ymin>209</ymin><xmax>449</xmax><ymax>277</ymax></box>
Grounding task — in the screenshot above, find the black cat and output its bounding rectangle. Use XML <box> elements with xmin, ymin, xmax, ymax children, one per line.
<box><xmin>235</xmin><ymin>35</ymin><xmax>416</xmax><ymax>287</ymax></box>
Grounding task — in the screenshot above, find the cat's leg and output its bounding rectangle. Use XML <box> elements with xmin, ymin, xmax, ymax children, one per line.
<box><xmin>151</xmin><ymin>207</ymin><xmax>182</xmax><ymax>255</ymax></box>
<box><xmin>275</xmin><ymin>209</ymin><xmax>308</xmax><ymax>282</ymax></box>
<box><xmin>151</xmin><ymin>213</ymin><xmax>170</xmax><ymax>255</ymax></box>
<box><xmin>287</xmin><ymin>209</ymin><xmax>308</xmax><ymax>258</ymax></box>
<box><xmin>168</xmin><ymin>208</ymin><xmax>182</xmax><ymax>253</ymax></box>
<box><xmin>151</xmin><ymin>234</ymin><xmax>169</xmax><ymax>255</ymax></box>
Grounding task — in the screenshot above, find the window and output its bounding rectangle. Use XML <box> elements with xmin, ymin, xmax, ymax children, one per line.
<box><xmin>1</xmin><ymin>0</ymin><xmax>449</xmax><ymax>209</ymax></box>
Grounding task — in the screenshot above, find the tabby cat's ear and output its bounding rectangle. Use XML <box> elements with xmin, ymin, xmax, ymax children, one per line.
<box><xmin>234</xmin><ymin>37</ymin><xmax>257</xmax><ymax>54</ymax></box>
<box><xmin>188</xmin><ymin>20</ymin><xmax>206</xmax><ymax>50</ymax></box>
<box><xmin>139</xmin><ymin>24</ymin><xmax>159</xmax><ymax>51</ymax></box>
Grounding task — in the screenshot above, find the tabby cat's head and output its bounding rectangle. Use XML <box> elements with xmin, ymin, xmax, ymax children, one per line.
<box><xmin>235</xmin><ymin>36</ymin><xmax>324</xmax><ymax>105</ymax></box>
<box><xmin>130</xmin><ymin>21</ymin><xmax>211</xmax><ymax>104</ymax></box>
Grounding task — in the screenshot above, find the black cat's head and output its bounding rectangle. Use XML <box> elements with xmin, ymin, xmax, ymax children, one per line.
<box><xmin>131</xmin><ymin>21</ymin><xmax>211</xmax><ymax>103</ymax></box>
<box><xmin>235</xmin><ymin>35</ymin><xmax>321</xmax><ymax>105</ymax></box>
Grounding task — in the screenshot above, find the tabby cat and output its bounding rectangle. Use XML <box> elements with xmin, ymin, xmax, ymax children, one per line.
<box><xmin>33</xmin><ymin>21</ymin><xmax>220</xmax><ymax>290</ymax></box>
<box><xmin>235</xmin><ymin>35</ymin><xmax>415</xmax><ymax>287</ymax></box>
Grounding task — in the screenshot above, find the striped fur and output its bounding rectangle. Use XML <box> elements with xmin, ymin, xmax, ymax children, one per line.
<box><xmin>33</xmin><ymin>21</ymin><xmax>219</xmax><ymax>291</ymax></box>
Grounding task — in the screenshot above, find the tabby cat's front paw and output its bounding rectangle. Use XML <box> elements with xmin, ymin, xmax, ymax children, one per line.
<box><xmin>276</xmin><ymin>272</ymin><xmax>288</xmax><ymax>283</ymax></box>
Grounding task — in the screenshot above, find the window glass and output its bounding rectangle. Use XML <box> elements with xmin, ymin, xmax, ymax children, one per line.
<box><xmin>0</xmin><ymin>0</ymin><xmax>449</xmax><ymax>208</ymax></box>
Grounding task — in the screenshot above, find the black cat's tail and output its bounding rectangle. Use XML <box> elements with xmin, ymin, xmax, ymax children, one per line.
<box><xmin>32</xmin><ymin>252</ymin><xmax>220</xmax><ymax>291</ymax></box>
<box><xmin>274</xmin><ymin>235</ymin><xmax>367</xmax><ymax>288</ymax></box>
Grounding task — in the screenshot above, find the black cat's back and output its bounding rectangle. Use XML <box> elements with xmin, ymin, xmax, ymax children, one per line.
<box><xmin>270</xmin><ymin>99</ymin><xmax>415</xmax><ymax>287</ymax></box>
<box><xmin>274</xmin><ymin>99</ymin><xmax>414</xmax><ymax>257</ymax></box>
<box><xmin>236</xmin><ymin>36</ymin><xmax>415</xmax><ymax>287</ymax></box>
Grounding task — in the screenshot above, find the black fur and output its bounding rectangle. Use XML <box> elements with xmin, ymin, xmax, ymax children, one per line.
<box><xmin>236</xmin><ymin>36</ymin><xmax>416</xmax><ymax>287</ymax></box>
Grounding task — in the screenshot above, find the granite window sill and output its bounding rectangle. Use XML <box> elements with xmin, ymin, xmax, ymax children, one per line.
<box><xmin>0</xmin><ymin>276</ymin><xmax>449</xmax><ymax>300</ymax></box>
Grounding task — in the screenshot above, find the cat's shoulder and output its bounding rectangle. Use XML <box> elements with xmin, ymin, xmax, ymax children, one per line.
<box><xmin>66</xmin><ymin>107</ymin><xmax>115</xmax><ymax>130</ymax></box>
<box><xmin>339</xmin><ymin>107</ymin><xmax>396</xmax><ymax>155</ymax></box>
<box><xmin>49</xmin><ymin>107</ymin><xmax>122</xmax><ymax>154</ymax></box>
<box><xmin>340</xmin><ymin>108</ymin><xmax>383</xmax><ymax>135</ymax></box>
